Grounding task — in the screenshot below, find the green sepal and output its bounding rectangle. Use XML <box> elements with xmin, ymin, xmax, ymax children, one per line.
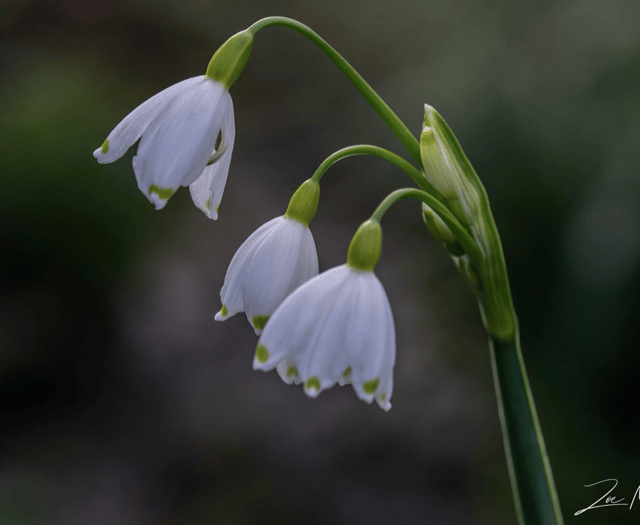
<box><xmin>420</xmin><ymin>105</ymin><xmax>516</xmax><ymax>341</ymax></box>
<box><xmin>347</xmin><ymin>220</ymin><xmax>382</xmax><ymax>272</ymax></box>
<box><xmin>205</xmin><ymin>30</ymin><xmax>254</xmax><ymax>90</ymax></box>
<box><xmin>284</xmin><ymin>179</ymin><xmax>320</xmax><ymax>226</ymax></box>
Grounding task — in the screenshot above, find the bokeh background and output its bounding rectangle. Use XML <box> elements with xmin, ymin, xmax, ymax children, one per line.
<box><xmin>2</xmin><ymin>0</ymin><xmax>640</xmax><ymax>523</ymax></box>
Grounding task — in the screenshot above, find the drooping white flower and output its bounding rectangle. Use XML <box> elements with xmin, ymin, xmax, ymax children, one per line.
<box><xmin>215</xmin><ymin>216</ymin><xmax>319</xmax><ymax>335</ymax></box>
<box><xmin>215</xmin><ymin>179</ymin><xmax>321</xmax><ymax>334</ymax></box>
<box><xmin>253</xmin><ymin>220</ymin><xmax>395</xmax><ymax>410</ymax></box>
<box><xmin>93</xmin><ymin>76</ymin><xmax>234</xmax><ymax>215</ymax></box>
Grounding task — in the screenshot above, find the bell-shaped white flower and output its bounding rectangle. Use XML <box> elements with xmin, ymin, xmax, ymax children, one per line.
<box><xmin>215</xmin><ymin>180</ymin><xmax>321</xmax><ymax>335</ymax></box>
<box><xmin>215</xmin><ymin>216</ymin><xmax>319</xmax><ymax>334</ymax></box>
<box><xmin>253</xmin><ymin>220</ymin><xmax>395</xmax><ymax>410</ymax></box>
<box><xmin>93</xmin><ymin>76</ymin><xmax>234</xmax><ymax>215</ymax></box>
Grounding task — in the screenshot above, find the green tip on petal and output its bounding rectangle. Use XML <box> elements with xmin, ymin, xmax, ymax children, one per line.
<box><xmin>363</xmin><ymin>378</ymin><xmax>380</xmax><ymax>394</ymax></box>
<box><xmin>284</xmin><ymin>179</ymin><xmax>320</xmax><ymax>226</ymax></box>
<box><xmin>305</xmin><ymin>376</ymin><xmax>321</xmax><ymax>391</ymax></box>
<box><xmin>220</xmin><ymin>304</ymin><xmax>228</xmax><ymax>317</ymax></box>
<box><xmin>286</xmin><ymin>366</ymin><xmax>299</xmax><ymax>378</ymax></box>
<box><xmin>100</xmin><ymin>139</ymin><xmax>109</xmax><ymax>154</ymax></box>
<box><xmin>347</xmin><ymin>220</ymin><xmax>382</xmax><ymax>272</ymax></box>
<box><xmin>255</xmin><ymin>344</ymin><xmax>269</xmax><ymax>364</ymax></box>
<box><xmin>380</xmin><ymin>392</ymin><xmax>386</xmax><ymax>402</ymax></box>
<box><xmin>149</xmin><ymin>185</ymin><xmax>176</xmax><ymax>200</ymax></box>
<box><xmin>342</xmin><ymin>366</ymin><xmax>352</xmax><ymax>378</ymax></box>
<box><xmin>205</xmin><ymin>197</ymin><xmax>211</xmax><ymax>211</ymax></box>
<box><xmin>252</xmin><ymin>315</ymin><xmax>269</xmax><ymax>331</ymax></box>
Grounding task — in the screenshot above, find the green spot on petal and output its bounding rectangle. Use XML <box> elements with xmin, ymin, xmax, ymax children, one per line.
<box><xmin>286</xmin><ymin>366</ymin><xmax>298</xmax><ymax>378</ymax></box>
<box><xmin>363</xmin><ymin>378</ymin><xmax>380</xmax><ymax>394</ymax></box>
<box><xmin>205</xmin><ymin>197</ymin><xmax>211</xmax><ymax>211</ymax></box>
<box><xmin>255</xmin><ymin>344</ymin><xmax>269</xmax><ymax>364</ymax></box>
<box><xmin>100</xmin><ymin>139</ymin><xmax>109</xmax><ymax>154</ymax></box>
<box><xmin>215</xmin><ymin>204</ymin><xmax>219</xmax><ymax>213</ymax></box>
<box><xmin>220</xmin><ymin>304</ymin><xmax>228</xmax><ymax>317</ymax></box>
<box><xmin>252</xmin><ymin>315</ymin><xmax>269</xmax><ymax>331</ymax></box>
<box><xmin>305</xmin><ymin>376</ymin><xmax>320</xmax><ymax>391</ymax></box>
<box><xmin>342</xmin><ymin>366</ymin><xmax>352</xmax><ymax>377</ymax></box>
<box><xmin>380</xmin><ymin>392</ymin><xmax>386</xmax><ymax>402</ymax></box>
<box><xmin>149</xmin><ymin>184</ymin><xmax>176</xmax><ymax>200</ymax></box>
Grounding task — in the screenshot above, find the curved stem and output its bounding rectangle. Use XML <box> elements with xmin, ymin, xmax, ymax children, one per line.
<box><xmin>490</xmin><ymin>332</ymin><xmax>564</xmax><ymax>525</ymax></box>
<box><xmin>310</xmin><ymin>145</ymin><xmax>426</xmax><ymax>189</ymax></box>
<box><xmin>371</xmin><ymin>188</ymin><xmax>481</xmax><ymax>262</ymax></box>
<box><xmin>247</xmin><ymin>17</ymin><xmax>422</xmax><ymax>167</ymax></box>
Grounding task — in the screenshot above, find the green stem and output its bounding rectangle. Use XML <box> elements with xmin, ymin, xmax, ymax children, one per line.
<box><xmin>310</xmin><ymin>145</ymin><xmax>429</xmax><ymax>190</ymax></box>
<box><xmin>490</xmin><ymin>332</ymin><xmax>564</xmax><ymax>525</ymax></box>
<box><xmin>371</xmin><ymin>188</ymin><xmax>480</xmax><ymax>262</ymax></box>
<box><xmin>247</xmin><ymin>17</ymin><xmax>422</xmax><ymax>167</ymax></box>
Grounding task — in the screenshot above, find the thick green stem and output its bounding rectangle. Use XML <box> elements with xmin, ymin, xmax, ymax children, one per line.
<box><xmin>247</xmin><ymin>17</ymin><xmax>422</xmax><ymax>167</ymax></box>
<box><xmin>371</xmin><ymin>188</ymin><xmax>480</xmax><ymax>263</ymax></box>
<box><xmin>489</xmin><ymin>332</ymin><xmax>564</xmax><ymax>525</ymax></box>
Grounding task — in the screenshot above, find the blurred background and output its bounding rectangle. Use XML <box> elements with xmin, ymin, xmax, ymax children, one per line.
<box><xmin>1</xmin><ymin>0</ymin><xmax>639</xmax><ymax>523</ymax></box>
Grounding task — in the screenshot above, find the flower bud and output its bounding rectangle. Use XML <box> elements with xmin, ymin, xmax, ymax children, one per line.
<box><xmin>421</xmin><ymin>202</ymin><xmax>457</xmax><ymax>245</ymax></box>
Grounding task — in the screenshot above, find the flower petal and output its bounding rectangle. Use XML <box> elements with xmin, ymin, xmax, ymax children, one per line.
<box><xmin>294</xmin><ymin>269</ymin><xmax>354</xmax><ymax>395</ymax></box>
<box><xmin>254</xmin><ymin>265</ymin><xmax>349</xmax><ymax>372</ymax></box>
<box><xmin>242</xmin><ymin>219</ymin><xmax>318</xmax><ymax>334</ymax></box>
<box><xmin>189</xmin><ymin>95</ymin><xmax>235</xmax><ymax>219</ymax></box>
<box><xmin>216</xmin><ymin>217</ymin><xmax>283</xmax><ymax>320</ymax></box>
<box><xmin>133</xmin><ymin>78</ymin><xmax>229</xmax><ymax>207</ymax></box>
<box><xmin>346</xmin><ymin>271</ymin><xmax>396</xmax><ymax>407</ymax></box>
<box><xmin>93</xmin><ymin>76</ymin><xmax>203</xmax><ymax>164</ymax></box>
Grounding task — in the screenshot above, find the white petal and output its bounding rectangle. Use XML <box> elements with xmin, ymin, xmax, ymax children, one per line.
<box><xmin>242</xmin><ymin>218</ymin><xmax>318</xmax><ymax>332</ymax></box>
<box><xmin>293</xmin><ymin>271</ymin><xmax>355</xmax><ymax>396</ymax></box>
<box><xmin>346</xmin><ymin>270</ymin><xmax>396</xmax><ymax>407</ymax></box>
<box><xmin>254</xmin><ymin>266</ymin><xmax>350</xmax><ymax>372</ymax></box>
<box><xmin>216</xmin><ymin>217</ymin><xmax>282</xmax><ymax>320</ymax></box>
<box><xmin>189</xmin><ymin>96</ymin><xmax>235</xmax><ymax>219</ymax></box>
<box><xmin>276</xmin><ymin>358</ymin><xmax>302</xmax><ymax>385</ymax></box>
<box><xmin>133</xmin><ymin>79</ymin><xmax>229</xmax><ymax>206</ymax></box>
<box><xmin>93</xmin><ymin>76</ymin><xmax>203</xmax><ymax>164</ymax></box>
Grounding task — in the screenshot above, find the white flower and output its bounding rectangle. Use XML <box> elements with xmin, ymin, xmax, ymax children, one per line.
<box><xmin>254</xmin><ymin>264</ymin><xmax>396</xmax><ymax>410</ymax></box>
<box><xmin>93</xmin><ymin>76</ymin><xmax>234</xmax><ymax>217</ymax></box>
<box><xmin>215</xmin><ymin>216</ymin><xmax>319</xmax><ymax>335</ymax></box>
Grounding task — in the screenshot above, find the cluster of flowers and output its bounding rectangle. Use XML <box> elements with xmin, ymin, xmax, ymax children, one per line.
<box><xmin>94</xmin><ymin>61</ymin><xmax>395</xmax><ymax>411</ymax></box>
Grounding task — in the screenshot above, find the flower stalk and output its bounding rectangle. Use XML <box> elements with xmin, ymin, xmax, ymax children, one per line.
<box><xmin>247</xmin><ymin>17</ymin><xmax>422</xmax><ymax>167</ymax></box>
<box><xmin>490</xmin><ymin>334</ymin><xmax>564</xmax><ymax>525</ymax></box>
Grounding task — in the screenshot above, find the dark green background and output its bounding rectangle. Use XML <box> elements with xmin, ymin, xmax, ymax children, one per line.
<box><xmin>2</xmin><ymin>0</ymin><xmax>639</xmax><ymax>523</ymax></box>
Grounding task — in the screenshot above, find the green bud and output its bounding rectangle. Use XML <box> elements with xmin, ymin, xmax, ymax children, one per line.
<box><xmin>420</xmin><ymin>104</ymin><xmax>517</xmax><ymax>341</ymax></box>
<box><xmin>284</xmin><ymin>179</ymin><xmax>320</xmax><ymax>226</ymax></box>
<box><xmin>205</xmin><ymin>30</ymin><xmax>254</xmax><ymax>89</ymax></box>
<box><xmin>421</xmin><ymin>202</ymin><xmax>457</xmax><ymax>245</ymax></box>
<box><xmin>347</xmin><ymin>220</ymin><xmax>382</xmax><ymax>272</ymax></box>
<box><xmin>420</xmin><ymin>105</ymin><xmax>481</xmax><ymax>227</ymax></box>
